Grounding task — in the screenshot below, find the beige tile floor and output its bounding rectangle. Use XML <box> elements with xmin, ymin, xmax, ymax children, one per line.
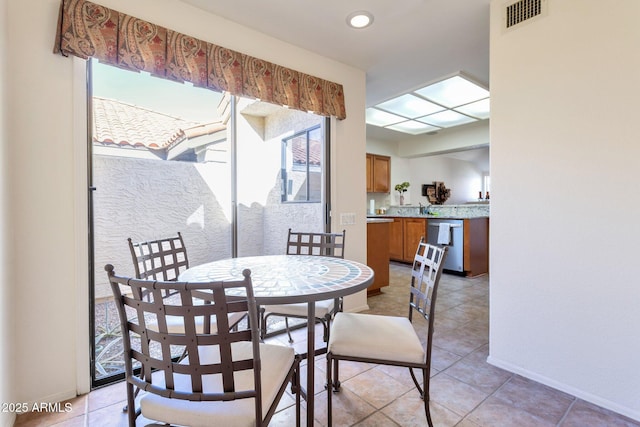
<box><xmin>15</xmin><ymin>262</ymin><xmax>640</xmax><ymax>426</ymax></box>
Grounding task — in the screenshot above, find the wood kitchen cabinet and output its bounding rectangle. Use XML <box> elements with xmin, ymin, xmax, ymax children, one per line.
<box><xmin>367</xmin><ymin>220</ymin><xmax>391</xmax><ymax>295</ymax></box>
<box><xmin>366</xmin><ymin>153</ymin><xmax>390</xmax><ymax>193</ymax></box>
<box><xmin>391</xmin><ymin>216</ymin><xmax>489</xmax><ymax>276</ymax></box>
<box><xmin>403</xmin><ymin>218</ymin><xmax>427</xmax><ymax>262</ymax></box>
<box><xmin>463</xmin><ymin>217</ymin><xmax>489</xmax><ymax>277</ymax></box>
<box><xmin>388</xmin><ymin>217</ymin><xmax>404</xmax><ymax>261</ymax></box>
<box><xmin>389</xmin><ymin>217</ymin><xmax>427</xmax><ymax>263</ymax></box>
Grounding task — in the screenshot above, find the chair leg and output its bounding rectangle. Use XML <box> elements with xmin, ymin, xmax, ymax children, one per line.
<box><xmin>284</xmin><ymin>317</ymin><xmax>293</xmax><ymax>343</ymax></box>
<box><xmin>326</xmin><ymin>353</ymin><xmax>333</xmax><ymax>427</ymax></box>
<box><xmin>424</xmin><ymin>369</ymin><xmax>434</xmax><ymax>427</ymax></box>
<box><xmin>409</xmin><ymin>367</ymin><xmax>433</xmax><ymax>427</ymax></box>
<box><xmin>332</xmin><ymin>358</ymin><xmax>341</xmax><ymax>391</ymax></box>
<box><xmin>259</xmin><ymin>307</ymin><xmax>267</xmax><ymax>341</ymax></box>
<box><xmin>125</xmin><ymin>382</ymin><xmax>136</xmax><ymax>427</ymax></box>
<box><xmin>409</xmin><ymin>367</ymin><xmax>425</xmax><ymax>397</ymax></box>
<box><xmin>321</xmin><ymin>315</ymin><xmax>330</xmax><ymax>343</ymax></box>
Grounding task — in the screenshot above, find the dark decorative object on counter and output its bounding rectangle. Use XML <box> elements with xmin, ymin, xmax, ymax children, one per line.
<box><xmin>422</xmin><ymin>181</ymin><xmax>451</xmax><ymax>205</ymax></box>
<box><xmin>434</xmin><ymin>182</ymin><xmax>451</xmax><ymax>205</ymax></box>
<box><xmin>422</xmin><ymin>184</ymin><xmax>437</xmax><ymax>204</ymax></box>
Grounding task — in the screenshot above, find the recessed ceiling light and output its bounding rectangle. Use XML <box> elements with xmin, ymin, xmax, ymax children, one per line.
<box><xmin>346</xmin><ymin>11</ymin><xmax>374</xmax><ymax>29</ymax></box>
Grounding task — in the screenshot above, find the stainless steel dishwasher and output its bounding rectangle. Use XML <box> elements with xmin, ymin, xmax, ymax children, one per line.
<box><xmin>427</xmin><ymin>219</ymin><xmax>464</xmax><ymax>272</ymax></box>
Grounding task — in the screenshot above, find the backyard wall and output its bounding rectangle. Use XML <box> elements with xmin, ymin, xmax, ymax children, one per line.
<box><xmin>232</xmin><ymin>98</ymin><xmax>324</xmax><ymax>257</ymax></box>
<box><xmin>93</xmin><ymin>155</ymin><xmax>233</xmax><ymax>299</ymax></box>
<box><xmin>94</xmin><ymin>102</ymin><xmax>325</xmax><ymax>299</ymax></box>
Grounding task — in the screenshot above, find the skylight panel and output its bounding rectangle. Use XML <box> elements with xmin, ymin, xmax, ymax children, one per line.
<box><xmin>418</xmin><ymin>110</ymin><xmax>477</xmax><ymax>128</ymax></box>
<box><xmin>376</xmin><ymin>94</ymin><xmax>444</xmax><ymax>118</ymax></box>
<box><xmin>415</xmin><ymin>76</ymin><xmax>489</xmax><ymax>108</ymax></box>
<box><xmin>367</xmin><ymin>73</ymin><xmax>490</xmax><ymax>135</ymax></box>
<box><xmin>366</xmin><ymin>107</ymin><xmax>405</xmax><ymax>126</ymax></box>
<box><xmin>386</xmin><ymin>120</ymin><xmax>440</xmax><ymax>135</ymax></box>
<box><xmin>454</xmin><ymin>98</ymin><xmax>490</xmax><ymax>119</ymax></box>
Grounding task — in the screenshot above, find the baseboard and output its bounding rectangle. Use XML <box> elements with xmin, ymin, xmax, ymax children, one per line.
<box><xmin>487</xmin><ymin>355</ymin><xmax>640</xmax><ymax>423</ymax></box>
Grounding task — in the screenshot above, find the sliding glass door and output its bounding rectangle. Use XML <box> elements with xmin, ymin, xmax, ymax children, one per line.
<box><xmin>88</xmin><ymin>59</ymin><xmax>328</xmax><ymax>386</ymax></box>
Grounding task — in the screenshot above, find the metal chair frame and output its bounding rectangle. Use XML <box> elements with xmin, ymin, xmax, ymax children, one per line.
<box><xmin>106</xmin><ymin>265</ymin><xmax>301</xmax><ymax>427</ymax></box>
<box><xmin>260</xmin><ymin>229</ymin><xmax>346</xmax><ymax>344</ymax></box>
<box><xmin>326</xmin><ymin>239</ymin><xmax>447</xmax><ymax>427</ymax></box>
<box><xmin>128</xmin><ymin>232</ymin><xmax>188</xmax><ymax>283</ymax></box>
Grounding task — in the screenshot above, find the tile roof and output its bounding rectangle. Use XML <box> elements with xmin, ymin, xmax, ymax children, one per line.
<box><xmin>92</xmin><ymin>97</ymin><xmax>225</xmax><ymax>151</ymax></box>
<box><xmin>291</xmin><ymin>138</ymin><xmax>322</xmax><ymax>166</ymax></box>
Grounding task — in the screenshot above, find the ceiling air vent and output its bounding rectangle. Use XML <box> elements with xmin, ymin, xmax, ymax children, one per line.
<box><xmin>504</xmin><ymin>0</ymin><xmax>547</xmax><ymax>30</ymax></box>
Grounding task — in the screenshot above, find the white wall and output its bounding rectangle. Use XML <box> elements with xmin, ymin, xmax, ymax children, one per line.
<box><xmin>366</xmin><ymin>136</ymin><xmax>485</xmax><ymax>207</ymax></box>
<box><xmin>0</xmin><ymin>0</ymin><xmax>12</xmax><ymax>424</ymax></box>
<box><xmin>409</xmin><ymin>156</ymin><xmax>483</xmax><ymax>205</ymax></box>
<box><xmin>5</xmin><ymin>0</ymin><xmax>366</xmax><ymax>409</ymax></box>
<box><xmin>489</xmin><ymin>0</ymin><xmax>640</xmax><ymax>420</ymax></box>
<box><xmin>397</xmin><ymin>121</ymin><xmax>489</xmax><ymax>158</ymax></box>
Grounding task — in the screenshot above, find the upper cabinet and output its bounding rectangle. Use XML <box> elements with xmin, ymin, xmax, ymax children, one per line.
<box><xmin>366</xmin><ymin>153</ymin><xmax>390</xmax><ymax>193</ymax></box>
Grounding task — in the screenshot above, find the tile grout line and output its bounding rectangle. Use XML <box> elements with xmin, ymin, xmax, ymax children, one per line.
<box><xmin>556</xmin><ymin>398</ymin><xmax>578</xmax><ymax>426</ymax></box>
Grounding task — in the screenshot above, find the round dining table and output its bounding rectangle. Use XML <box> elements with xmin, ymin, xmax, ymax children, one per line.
<box><xmin>179</xmin><ymin>254</ymin><xmax>374</xmax><ymax>426</ymax></box>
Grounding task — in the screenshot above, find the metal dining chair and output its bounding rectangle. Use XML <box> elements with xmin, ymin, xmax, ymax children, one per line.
<box><xmin>128</xmin><ymin>233</ymin><xmax>246</xmax><ymax>330</ymax></box>
<box><xmin>128</xmin><ymin>232</ymin><xmax>189</xmax><ymax>283</ymax></box>
<box><xmin>326</xmin><ymin>239</ymin><xmax>447</xmax><ymax>427</ymax></box>
<box><xmin>260</xmin><ymin>229</ymin><xmax>346</xmax><ymax>346</ymax></box>
<box><xmin>106</xmin><ymin>264</ymin><xmax>301</xmax><ymax>427</ymax></box>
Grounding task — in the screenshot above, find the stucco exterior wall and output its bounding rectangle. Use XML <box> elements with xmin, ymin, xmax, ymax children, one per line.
<box><xmin>94</xmin><ymin>103</ymin><xmax>325</xmax><ymax>299</ymax></box>
<box><xmin>93</xmin><ymin>155</ymin><xmax>233</xmax><ymax>299</ymax></box>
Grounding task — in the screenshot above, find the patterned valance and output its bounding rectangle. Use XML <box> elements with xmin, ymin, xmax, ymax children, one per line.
<box><xmin>53</xmin><ymin>0</ymin><xmax>346</xmax><ymax>119</ymax></box>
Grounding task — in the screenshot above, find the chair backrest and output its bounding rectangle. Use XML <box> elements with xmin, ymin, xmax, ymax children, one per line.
<box><xmin>408</xmin><ymin>238</ymin><xmax>448</xmax><ymax>324</ymax></box>
<box><xmin>128</xmin><ymin>232</ymin><xmax>189</xmax><ymax>281</ymax></box>
<box><xmin>285</xmin><ymin>228</ymin><xmax>346</xmax><ymax>258</ymax></box>
<box><xmin>105</xmin><ymin>264</ymin><xmax>264</xmax><ymax>406</ymax></box>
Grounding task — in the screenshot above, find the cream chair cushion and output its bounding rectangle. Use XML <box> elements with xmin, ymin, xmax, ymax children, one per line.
<box><xmin>146</xmin><ymin>311</ymin><xmax>246</xmax><ymax>334</ymax></box>
<box><xmin>140</xmin><ymin>342</ymin><xmax>295</xmax><ymax>427</ymax></box>
<box><xmin>328</xmin><ymin>312</ymin><xmax>425</xmax><ymax>364</ymax></box>
<box><xmin>263</xmin><ymin>299</ymin><xmax>334</xmax><ymax>318</ymax></box>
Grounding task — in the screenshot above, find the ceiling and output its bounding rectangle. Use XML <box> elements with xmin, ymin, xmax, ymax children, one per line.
<box><xmin>178</xmin><ymin>0</ymin><xmax>490</xmax><ymax>147</ymax></box>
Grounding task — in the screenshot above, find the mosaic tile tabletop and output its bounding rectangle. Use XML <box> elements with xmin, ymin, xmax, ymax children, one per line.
<box><xmin>179</xmin><ymin>255</ymin><xmax>374</xmax><ymax>303</ymax></box>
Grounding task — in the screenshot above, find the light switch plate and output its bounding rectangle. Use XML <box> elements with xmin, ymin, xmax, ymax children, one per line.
<box><xmin>340</xmin><ymin>212</ymin><xmax>356</xmax><ymax>225</ymax></box>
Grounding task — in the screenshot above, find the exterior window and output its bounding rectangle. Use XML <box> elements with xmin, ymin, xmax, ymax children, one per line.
<box><xmin>282</xmin><ymin>125</ymin><xmax>322</xmax><ymax>202</ymax></box>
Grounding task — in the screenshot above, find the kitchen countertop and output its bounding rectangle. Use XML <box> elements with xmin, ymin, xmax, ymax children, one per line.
<box><xmin>369</xmin><ymin>203</ymin><xmax>490</xmax><ymax>220</ymax></box>
<box><xmin>367</xmin><ymin>214</ymin><xmax>489</xmax><ymax>220</ymax></box>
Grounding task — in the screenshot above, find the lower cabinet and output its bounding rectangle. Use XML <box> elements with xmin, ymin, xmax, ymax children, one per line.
<box><xmin>389</xmin><ymin>217</ymin><xmax>427</xmax><ymax>263</ymax></box>
<box><xmin>389</xmin><ymin>218</ymin><xmax>404</xmax><ymax>261</ymax></box>
<box><xmin>366</xmin><ymin>220</ymin><xmax>390</xmax><ymax>295</ymax></box>
<box><xmin>389</xmin><ymin>216</ymin><xmax>490</xmax><ymax>277</ymax></box>
<box><xmin>463</xmin><ymin>217</ymin><xmax>489</xmax><ymax>277</ymax></box>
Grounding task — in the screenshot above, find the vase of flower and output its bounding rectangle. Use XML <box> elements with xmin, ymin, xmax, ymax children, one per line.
<box><xmin>394</xmin><ymin>182</ymin><xmax>410</xmax><ymax>206</ymax></box>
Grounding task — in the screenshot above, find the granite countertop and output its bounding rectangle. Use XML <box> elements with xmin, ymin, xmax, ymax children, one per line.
<box><xmin>367</xmin><ymin>203</ymin><xmax>489</xmax><ymax>220</ymax></box>
<box><xmin>367</xmin><ymin>214</ymin><xmax>489</xmax><ymax>220</ymax></box>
